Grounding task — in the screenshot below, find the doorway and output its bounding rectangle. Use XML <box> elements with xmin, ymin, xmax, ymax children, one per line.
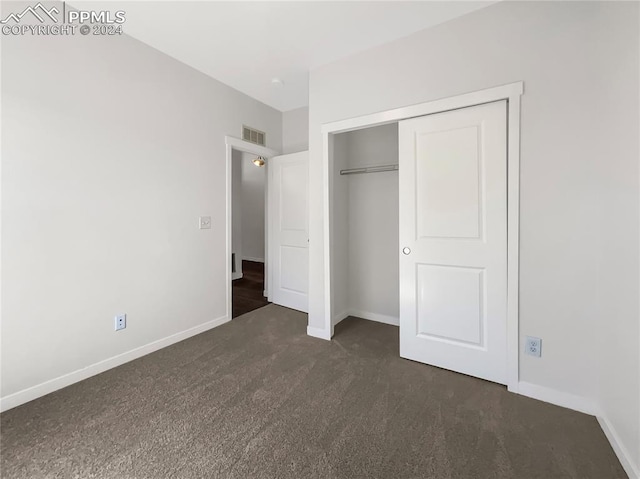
<box><xmin>320</xmin><ymin>82</ymin><xmax>523</xmax><ymax>391</ymax></box>
<box><xmin>331</xmin><ymin>123</ymin><xmax>400</xmax><ymax>327</ymax></box>
<box><xmin>231</xmin><ymin>150</ymin><xmax>270</xmax><ymax>318</ymax></box>
<box><xmin>233</xmin><ymin>260</ymin><xmax>269</xmax><ymax>318</ymax></box>
<box><xmin>225</xmin><ymin>136</ymin><xmax>278</xmax><ymax>320</ymax></box>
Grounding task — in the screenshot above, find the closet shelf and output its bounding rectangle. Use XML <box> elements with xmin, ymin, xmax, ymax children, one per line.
<box><xmin>339</xmin><ymin>164</ymin><xmax>398</xmax><ymax>175</ymax></box>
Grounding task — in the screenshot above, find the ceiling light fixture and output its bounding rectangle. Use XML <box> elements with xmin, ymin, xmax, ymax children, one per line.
<box><xmin>253</xmin><ymin>156</ymin><xmax>266</xmax><ymax>167</ymax></box>
<box><xmin>271</xmin><ymin>78</ymin><xmax>284</xmax><ymax>87</ymax></box>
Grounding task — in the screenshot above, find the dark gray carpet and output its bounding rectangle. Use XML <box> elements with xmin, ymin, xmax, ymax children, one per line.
<box><xmin>1</xmin><ymin>305</ymin><xmax>625</xmax><ymax>478</ymax></box>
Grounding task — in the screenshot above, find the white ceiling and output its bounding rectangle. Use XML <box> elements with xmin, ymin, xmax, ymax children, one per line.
<box><xmin>74</xmin><ymin>1</ymin><xmax>496</xmax><ymax>111</ymax></box>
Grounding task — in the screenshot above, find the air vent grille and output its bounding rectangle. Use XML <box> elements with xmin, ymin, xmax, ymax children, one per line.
<box><xmin>242</xmin><ymin>125</ymin><xmax>266</xmax><ymax>146</ymax></box>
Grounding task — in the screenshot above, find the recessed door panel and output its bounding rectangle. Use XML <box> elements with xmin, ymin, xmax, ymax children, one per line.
<box><xmin>416</xmin><ymin>264</ymin><xmax>484</xmax><ymax>346</ymax></box>
<box><xmin>416</xmin><ymin>126</ymin><xmax>481</xmax><ymax>240</ymax></box>
<box><xmin>280</xmin><ymin>245</ymin><xmax>308</xmax><ymax>294</ymax></box>
<box><xmin>280</xmin><ymin>164</ymin><xmax>307</xmax><ymax>232</ymax></box>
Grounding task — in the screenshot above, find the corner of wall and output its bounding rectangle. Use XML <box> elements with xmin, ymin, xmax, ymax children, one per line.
<box><xmin>282</xmin><ymin>106</ymin><xmax>310</xmax><ymax>154</ymax></box>
<box><xmin>597</xmin><ymin>415</ymin><xmax>640</xmax><ymax>479</ymax></box>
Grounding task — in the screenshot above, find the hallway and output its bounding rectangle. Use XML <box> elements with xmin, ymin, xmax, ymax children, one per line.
<box><xmin>232</xmin><ymin>260</ymin><xmax>270</xmax><ymax>318</ymax></box>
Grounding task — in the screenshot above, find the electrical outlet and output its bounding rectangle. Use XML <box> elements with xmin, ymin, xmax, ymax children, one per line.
<box><xmin>525</xmin><ymin>336</ymin><xmax>541</xmax><ymax>357</ymax></box>
<box><xmin>115</xmin><ymin>314</ymin><xmax>126</xmax><ymax>331</ymax></box>
<box><xmin>199</xmin><ymin>216</ymin><xmax>211</xmax><ymax>229</ymax></box>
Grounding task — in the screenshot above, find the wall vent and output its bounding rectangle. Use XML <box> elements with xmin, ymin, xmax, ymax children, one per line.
<box><xmin>242</xmin><ymin>125</ymin><xmax>266</xmax><ymax>146</ymax></box>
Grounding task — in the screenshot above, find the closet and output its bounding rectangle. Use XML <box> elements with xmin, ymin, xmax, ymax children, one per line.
<box><xmin>331</xmin><ymin>123</ymin><xmax>400</xmax><ymax>327</ymax></box>
<box><xmin>327</xmin><ymin>100</ymin><xmax>510</xmax><ymax>386</ymax></box>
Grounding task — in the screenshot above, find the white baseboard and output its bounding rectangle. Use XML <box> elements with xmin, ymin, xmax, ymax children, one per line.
<box><xmin>598</xmin><ymin>415</ymin><xmax>640</xmax><ymax>479</ymax></box>
<box><xmin>332</xmin><ymin>310</ymin><xmax>398</xmax><ymax>327</ymax></box>
<box><xmin>242</xmin><ymin>256</ymin><xmax>264</xmax><ymax>263</ymax></box>
<box><xmin>516</xmin><ymin>381</ymin><xmax>597</xmax><ymax>416</ymax></box>
<box><xmin>348</xmin><ymin>309</ymin><xmax>399</xmax><ymax>326</ymax></box>
<box><xmin>511</xmin><ymin>382</ymin><xmax>639</xmax><ymax>477</ymax></box>
<box><xmin>332</xmin><ymin>310</ymin><xmax>350</xmax><ymax>327</ymax></box>
<box><xmin>306</xmin><ymin>325</ymin><xmax>332</xmax><ymax>341</ymax></box>
<box><xmin>0</xmin><ymin>315</ymin><xmax>231</xmax><ymax>412</ymax></box>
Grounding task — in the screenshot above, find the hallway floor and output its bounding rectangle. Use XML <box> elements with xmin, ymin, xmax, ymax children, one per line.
<box><xmin>232</xmin><ymin>260</ymin><xmax>269</xmax><ymax>318</ymax></box>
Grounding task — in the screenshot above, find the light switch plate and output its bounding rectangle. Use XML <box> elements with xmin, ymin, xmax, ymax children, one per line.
<box><xmin>199</xmin><ymin>216</ymin><xmax>211</xmax><ymax>229</ymax></box>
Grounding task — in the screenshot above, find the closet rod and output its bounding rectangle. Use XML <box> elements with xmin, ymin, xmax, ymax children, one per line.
<box><xmin>339</xmin><ymin>164</ymin><xmax>398</xmax><ymax>175</ymax></box>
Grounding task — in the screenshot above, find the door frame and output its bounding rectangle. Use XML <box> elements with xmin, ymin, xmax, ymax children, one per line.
<box><xmin>225</xmin><ymin>136</ymin><xmax>279</xmax><ymax>320</ymax></box>
<box><xmin>320</xmin><ymin>82</ymin><xmax>523</xmax><ymax>392</ymax></box>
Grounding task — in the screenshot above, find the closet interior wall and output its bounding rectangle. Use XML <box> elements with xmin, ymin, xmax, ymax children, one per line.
<box><xmin>332</xmin><ymin>123</ymin><xmax>400</xmax><ymax>327</ymax></box>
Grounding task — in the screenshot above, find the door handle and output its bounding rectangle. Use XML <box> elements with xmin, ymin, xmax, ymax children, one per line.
<box><xmin>402</xmin><ymin>247</ymin><xmax>411</xmax><ymax>255</ymax></box>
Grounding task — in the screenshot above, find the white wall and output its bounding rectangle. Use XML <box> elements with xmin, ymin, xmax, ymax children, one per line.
<box><xmin>241</xmin><ymin>154</ymin><xmax>266</xmax><ymax>262</ymax></box>
<box><xmin>331</xmin><ymin>132</ymin><xmax>350</xmax><ymax>322</ymax></box>
<box><xmin>342</xmin><ymin>125</ymin><xmax>399</xmax><ymax>323</ymax></box>
<box><xmin>594</xmin><ymin>4</ymin><xmax>640</xmax><ymax>476</ymax></box>
<box><xmin>282</xmin><ymin>107</ymin><xmax>309</xmax><ymax>154</ymax></box>
<box><xmin>1</xmin><ymin>7</ymin><xmax>282</xmax><ymax>406</ymax></box>
<box><xmin>307</xmin><ymin>1</ymin><xmax>639</xmax><ymax>474</ymax></box>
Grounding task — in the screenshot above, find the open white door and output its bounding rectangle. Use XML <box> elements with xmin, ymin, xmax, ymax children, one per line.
<box><xmin>268</xmin><ymin>151</ymin><xmax>309</xmax><ymax>313</ymax></box>
<box><xmin>399</xmin><ymin>101</ymin><xmax>508</xmax><ymax>385</ymax></box>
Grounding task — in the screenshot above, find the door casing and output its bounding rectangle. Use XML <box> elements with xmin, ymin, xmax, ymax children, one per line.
<box><xmin>318</xmin><ymin>82</ymin><xmax>523</xmax><ymax>392</ymax></box>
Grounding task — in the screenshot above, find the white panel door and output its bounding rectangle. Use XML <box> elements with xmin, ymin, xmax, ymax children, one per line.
<box><xmin>268</xmin><ymin>151</ymin><xmax>309</xmax><ymax>313</ymax></box>
<box><xmin>399</xmin><ymin>101</ymin><xmax>507</xmax><ymax>384</ymax></box>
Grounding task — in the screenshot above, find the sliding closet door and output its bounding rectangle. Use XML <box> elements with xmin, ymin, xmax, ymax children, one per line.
<box><xmin>398</xmin><ymin>101</ymin><xmax>508</xmax><ymax>385</ymax></box>
<box><xmin>267</xmin><ymin>151</ymin><xmax>309</xmax><ymax>313</ymax></box>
